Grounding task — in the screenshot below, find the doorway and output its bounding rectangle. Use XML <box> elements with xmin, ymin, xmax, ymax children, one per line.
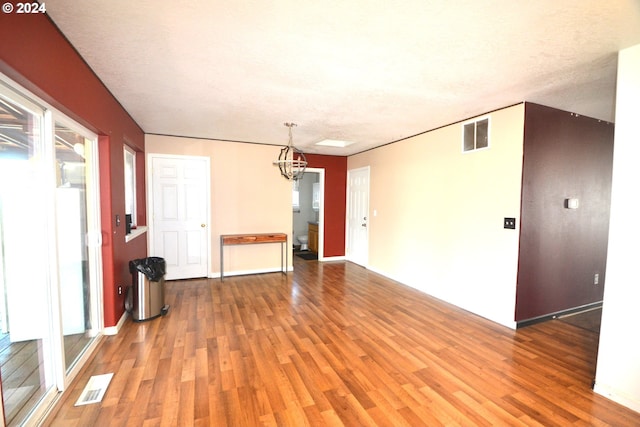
<box><xmin>346</xmin><ymin>166</ymin><xmax>370</xmax><ymax>267</ymax></box>
<box><xmin>292</xmin><ymin>168</ymin><xmax>324</xmax><ymax>261</ymax></box>
<box><xmin>148</xmin><ymin>154</ymin><xmax>211</xmax><ymax>280</ymax></box>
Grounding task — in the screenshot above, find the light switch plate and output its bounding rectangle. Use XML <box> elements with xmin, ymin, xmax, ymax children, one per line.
<box><xmin>566</xmin><ymin>198</ymin><xmax>579</xmax><ymax>209</ymax></box>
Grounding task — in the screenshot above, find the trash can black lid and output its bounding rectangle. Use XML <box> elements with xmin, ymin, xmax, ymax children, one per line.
<box><xmin>129</xmin><ymin>257</ymin><xmax>166</xmax><ymax>281</ymax></box>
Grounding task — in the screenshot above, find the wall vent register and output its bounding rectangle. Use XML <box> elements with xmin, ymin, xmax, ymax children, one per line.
<box><xmin>463</xmin><ymin>116</ymin><xmax>490</xmax><ymax>152</ymax></box>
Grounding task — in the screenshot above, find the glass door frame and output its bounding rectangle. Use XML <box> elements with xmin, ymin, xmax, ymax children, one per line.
<box><xmin>0</xmin><ymin>72</ymin><xmax>104</xmax><ymax>425</ymax></box>
<box><xmin>0</xmin><ymin>81</ymin><xmax>58</xmax><ymax>424</ymax></box>
<box><xmin>51</xmin><ymin>114</ymin><xmax>104</xmax><ymax>387</ymax></box>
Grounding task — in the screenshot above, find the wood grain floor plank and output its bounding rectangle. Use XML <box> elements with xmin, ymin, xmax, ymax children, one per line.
<box><xmin>42</xmin><ymin>259</ymin><xmax>640</xmax><ymax>426</ymax></box>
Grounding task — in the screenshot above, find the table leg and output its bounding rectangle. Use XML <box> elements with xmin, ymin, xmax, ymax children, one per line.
<box><xmin>220</xmin><ymin>238</ymin><xmax>224</xmax><ymax>281</ymax></box>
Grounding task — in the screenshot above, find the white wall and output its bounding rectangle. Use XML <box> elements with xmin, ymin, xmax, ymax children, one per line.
<box><xmin>348</xmin><ymin>104</ymin><xmax>524</xmax><ymax>328</ymax></box>
<box><xmin>595</xmin><ymin>44</ymin><xmax>640</xmax><ymax>412</ymax></box>
<box><xmin>145</xmin><ymin>135</ymin><xmax>293</xmax><ymax>276</ymax></box>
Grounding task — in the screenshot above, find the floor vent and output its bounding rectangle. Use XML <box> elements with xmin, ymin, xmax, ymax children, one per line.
<box><xmin>74</xmin><ymin>373</ymin><xmax>114</xmax><ymax>406</ymax></box>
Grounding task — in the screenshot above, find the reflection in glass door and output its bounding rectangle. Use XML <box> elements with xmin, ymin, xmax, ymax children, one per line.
<box><xmin>0</xmin><ymin>80</ymin><xmax>102</xmax><ymax>426</ymax></box>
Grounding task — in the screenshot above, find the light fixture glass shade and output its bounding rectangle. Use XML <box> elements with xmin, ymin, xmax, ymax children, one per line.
<box><xmin>273</xmin><ymin>122</ymin><xmax>307</xmax><ymax>180</ymax></box>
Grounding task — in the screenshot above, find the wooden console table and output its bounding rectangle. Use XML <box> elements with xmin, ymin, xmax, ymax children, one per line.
<box><xmin>220</xmin><ymin>233</ymin><xmax>288</xmax><ymax>280</ymax></box>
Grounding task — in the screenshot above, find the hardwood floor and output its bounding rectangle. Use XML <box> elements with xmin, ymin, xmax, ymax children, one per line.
<box><xmin>44</xmin><ymin>259</ymin><xmax>640</xmax><ymax>426</ymax></box>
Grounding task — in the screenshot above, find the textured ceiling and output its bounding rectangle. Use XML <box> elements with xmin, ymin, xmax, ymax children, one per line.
<box><xmin>44</xmin><ymin>0</ymin><xmax>640</xmax><ymax>156</ymax></box>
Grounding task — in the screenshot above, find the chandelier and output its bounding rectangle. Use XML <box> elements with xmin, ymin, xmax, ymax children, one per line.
<box><xmin>273</xmin><ymin>122</ymin><xmax>308</xmax><ymax>180</ymax></box>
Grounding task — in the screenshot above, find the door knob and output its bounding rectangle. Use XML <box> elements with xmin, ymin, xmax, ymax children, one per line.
<box><xmin>201</xmin><ymin>224</ymin><xmax>206</xmax><ymax>228</ymax></box>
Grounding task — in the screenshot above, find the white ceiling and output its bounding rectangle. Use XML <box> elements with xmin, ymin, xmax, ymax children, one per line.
<box><xmin>44</xmin><ymin>0</ymin><xmax>640</xmax><ymax>156</ymax></box>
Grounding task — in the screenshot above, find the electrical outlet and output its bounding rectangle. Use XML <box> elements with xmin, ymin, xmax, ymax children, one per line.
<box><xmin>504</xmin><ymin>217</ymin><xmax>516</xmax><ymax>229</ymax></box>
<box><xmin>594</xmin><ymin>273</ymin><xmax>599</xmax><ymax>285</ymax></box>
<box><xmin>118</xmin><ymin>285</ymin><xmax>123</xmax><ymax>295</ymax></box>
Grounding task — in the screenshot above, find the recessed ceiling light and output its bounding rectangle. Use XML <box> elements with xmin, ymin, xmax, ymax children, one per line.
<box><xmin>315</xmin><ymin>139</ymin><xmax>355</xmax><ymax>148</ymax></box>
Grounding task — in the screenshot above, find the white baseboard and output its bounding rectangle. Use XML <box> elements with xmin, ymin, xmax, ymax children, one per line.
<box><xmin>205</xmin><ymin>256</ymin><xmax>348</xmax><ymax>279</ymax></box>
<box><xmin>367</xmin><ymin>264</ymin><xmax>391</xmax><ymax>277</ymax></box>
<box><xmin>209</xmin><ymin>266</ymin><xmax>291</xmax><ymax>279</ymax></box>
<box><xmin>320</xmin><ymin>255</ymin><xmax>346</xmax><ymax>262</ymax></box>
<box><xmin>103</xmin><ymin>311</ymin><xmax>128</xmax><ymax>336</ymax></box>
<box><xmin>594</xmin><ymin>383</ymin><xmax>640</xmax><ymax>414</ymax></box>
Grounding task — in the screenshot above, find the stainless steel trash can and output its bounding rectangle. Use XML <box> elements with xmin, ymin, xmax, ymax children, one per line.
<box><xmin>128</xmin><ymin>257</ymin><xmax>169</xmax><ymax>321</ymax></box>
<box><xmin>132</xmin><ymin>271</ymin><xmax>165</xmax><ymax>321</ymax></box>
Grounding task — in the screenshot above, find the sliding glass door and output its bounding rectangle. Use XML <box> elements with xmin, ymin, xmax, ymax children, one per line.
<box><xmin>0</xmin><ymin>82</ymin><xmax>55</xmax><ymax>426</ymax></box>
<box><xmin>0</xmin><ymin>79</ymin><xmax>103</xmax><ymax>426</ymax></box>
<box><xmin>54</xmin><ymin>121</ymin><xmax>102</xmax><ymax>374</ymax></box>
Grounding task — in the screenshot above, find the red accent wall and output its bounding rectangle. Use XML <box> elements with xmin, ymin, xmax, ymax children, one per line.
<box><xmin>515</xmin><ymin>103</ymin><xmax>614</xmax><ymax>321</ymax></box>
<box><xmin>305</xmin><ymin>154</ymin><xmax>347</xmax><ymax>257</ymax></box>
<box><xmin>0</xmin><ymin>14</ymin><xmax>146</xmax><ymax>327</ymax></box>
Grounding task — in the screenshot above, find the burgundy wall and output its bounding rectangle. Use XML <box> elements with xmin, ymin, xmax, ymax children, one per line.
<box><xmin>0</xmin><ymin>14</ymin><xmax>146</xmax><ymax>327</ymax></box>
<box><xmin>515</xmin><ymin>103</ymin><xmax>614</xmax><ymax>322</ymax></box>
<box><xmin>305</xmin><ymin>154</ymin><xmax>347</xmax><ymax>257</ymax></box>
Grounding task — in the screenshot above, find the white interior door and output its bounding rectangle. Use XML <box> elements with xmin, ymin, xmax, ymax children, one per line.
<box><xmin>346</xmin><ymin>166</ymin><xmax>370</xmax><ymax>267</ymax></box>
<box><xmin>150</xmin><ymin>155</ymin><xmax>210</xmax><ymax>280</ymax></box>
